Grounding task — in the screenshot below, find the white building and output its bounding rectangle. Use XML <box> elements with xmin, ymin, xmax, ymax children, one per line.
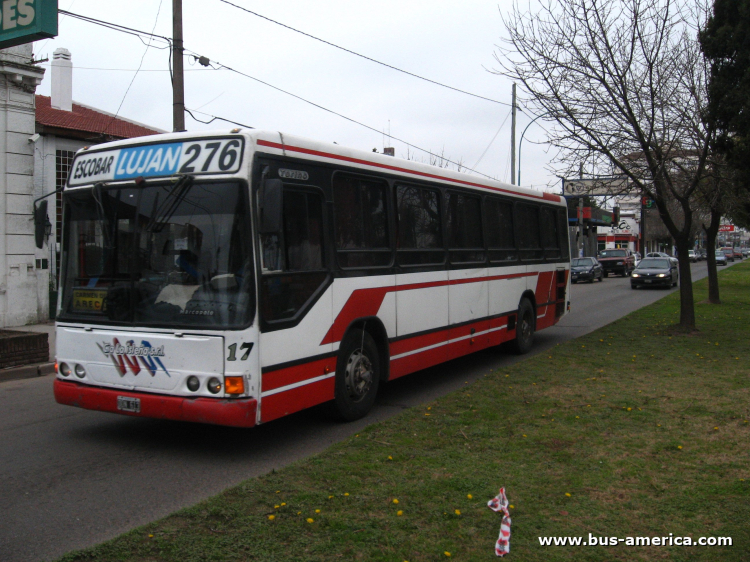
<box><xmin>0</xmin><ymin>46</ymin><xmax>160</xmax><ymax>328</ymax></box>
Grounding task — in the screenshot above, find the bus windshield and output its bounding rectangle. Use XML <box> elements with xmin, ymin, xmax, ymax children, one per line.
<box><xmin>59</xmin><ymin>180</ymin><xmax>254</xmax><ymax>328</ymax></box>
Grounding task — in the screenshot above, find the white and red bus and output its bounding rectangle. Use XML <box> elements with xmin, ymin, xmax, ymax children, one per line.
<box><xmin>53</xmin><ymin>129</ymin><xmax>570</xmax><ymax>427</ymax></box>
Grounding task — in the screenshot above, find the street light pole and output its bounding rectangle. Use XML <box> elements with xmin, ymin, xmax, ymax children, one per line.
<box><xmin>517</xmin><ymin>112</ymin><xmax>547</xmax><ymax>186</ymax></box>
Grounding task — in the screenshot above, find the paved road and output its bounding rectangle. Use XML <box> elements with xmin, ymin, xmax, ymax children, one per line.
<box><xmin>0</xmin><ymin>260</ymin><xmax>726</xmax><ymax>562</ymax></box>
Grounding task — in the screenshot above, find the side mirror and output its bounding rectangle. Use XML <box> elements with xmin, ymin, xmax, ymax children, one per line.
<box><xmin>34</xmin><ymin>200</ymin><xmax>50</xmax><ymax>249</ymax></box>
<box><xmin>260</xmin><ymin>179</ymin><xmax>283</xmax><ymax>234</ymax></box>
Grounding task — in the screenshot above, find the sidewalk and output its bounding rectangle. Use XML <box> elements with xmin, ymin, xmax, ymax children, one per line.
<box><xmin>0</xmin><ymin>322</ymin><xmax>56</xmax><ymax>383</ymax></box>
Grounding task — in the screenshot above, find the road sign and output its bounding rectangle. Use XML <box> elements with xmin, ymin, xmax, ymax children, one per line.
<box><xmin>0</xmin><ymin>0</ymin><xmax>57</xmax><ymax>50</ymax></box>
<box><xmin>718</xmin><ymin>224</ymin><xmax>735</xmax><ymax>232</ymax></box>
<box><xmin>641</xmin><ymin>197</ymin><xmax>655</xmax><ymax>209</ymax></box>
<box><xmin>563</xmin><ymin>177</ymin><xmax>629</xmax><ymax>196</ymax></box>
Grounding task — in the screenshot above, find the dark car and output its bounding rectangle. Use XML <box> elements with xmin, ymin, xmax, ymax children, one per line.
<box><xmin>630</xmin><ymin>258</ymin><xmax>679</xmax><ymax>289</ymax></box>
<box><xmin>732</xmin><ymin>248</ymin><xmax>743</xmax><ymax>260</ymax></box>
<box><xmin>570</xmin><ymin>257</ymin><xmax>603</xmax><ymax>283</ymax></box>
<box><xmin>715</xmin><ymin>250</ymin><xmax>728</xmax><ymax>266</ymax></box>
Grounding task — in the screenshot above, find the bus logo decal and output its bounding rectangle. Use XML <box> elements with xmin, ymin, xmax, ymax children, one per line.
<box><xmin>97</xmin><ymin>338</ymin><xmax>170</xmax><ymax>377</ymax></box>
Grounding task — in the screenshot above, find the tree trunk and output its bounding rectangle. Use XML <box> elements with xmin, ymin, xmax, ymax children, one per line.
<box><xmin>703</xmin><ymin>209</ymin><xmax>721</xmax><ymax>304</ymax></box>
<box><xmin>674</xmin><ymin>240</ymin><xmax>696</xmax><ymax>330</ymax></box>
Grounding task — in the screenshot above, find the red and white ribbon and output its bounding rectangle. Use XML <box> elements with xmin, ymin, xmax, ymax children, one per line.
<box><xmin>487</xmin><ymin>487</ymin><xmax>511</xmax><ymax>556</ymax></box>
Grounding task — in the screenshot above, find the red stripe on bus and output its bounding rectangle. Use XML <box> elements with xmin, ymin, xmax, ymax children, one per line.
<box><xmin>320</xmin><ymin>272</ymin><xmax>537</xmax><ymax>345</ymax></box>
<box><xmin>257</xmin><ymin>139</ymin><xmax>561</xmax><ymax>202</ymax></box>
<box><xmin>261</xmin><ymin>356</ymin><xmax>337</xmax><ymax>393</ymax></box>
<box><xmin>260</xmin><ymin>376</ymin><xmax>335</xmax><ymax>423</ymax></box>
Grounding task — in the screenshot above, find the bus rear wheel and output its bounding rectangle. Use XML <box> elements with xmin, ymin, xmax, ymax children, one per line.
<box><xmin>512</xmin><ymin>298</ymin><xmax>535</xmax><ymax>355</ymax></box>
<box><xmin>333</xmin><ymin>329</ymin><xmax>380</xmax><ymax>421</ymax></box>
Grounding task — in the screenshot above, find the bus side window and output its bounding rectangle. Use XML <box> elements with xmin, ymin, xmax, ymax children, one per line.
<box><xmin>261</xmin><ymin>189</ymin><xmax>327</xmax><ymax>323</ymax></box>
<box><xmin>515</xmin><ymin>203</ymin><xmax>543</xmax><ymax>261</ymax></box>
<box><xmin>540</xmin><ymin>207</ymin><xmax>561</xmax><ymax>261</ymax></box>
<box><xmin>395</xmin><ymin>184</ymin><xmax>444</xmax><ymax>266</ymax></box>
<box><xmin>332</xmin><ymin>174</ymin><xmax>391</xmax><ymax>268</ymax></box>
<box><xmin>446</xmin><ymin>191</ymin><xmax>484</xmax><ymax>264</ymax></box>
<box><xmin>486</xmin><ymin>197</ymin><xmax>517</xmax><ymax>264</ymax></box>
<box><xmin>557</xmin><ymin>208</ymin><xmax>570</xmax><ymax>260</ymax></box>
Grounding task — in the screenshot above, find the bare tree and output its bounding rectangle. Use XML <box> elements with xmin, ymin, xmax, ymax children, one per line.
<box><xmin>496</xmin><ymin>0</ymin><xmax>717</xmax><ymax>330</ymax></box>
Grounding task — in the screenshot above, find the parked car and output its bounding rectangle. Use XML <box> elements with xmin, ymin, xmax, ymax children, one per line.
<box><xmin>688</xmin><ymin>250</ymin><xmax>698</xmax><ymax>262</ymax></box>
<box><xmin>597</xmin><ymin>248</ymin><xmax>635</xmax><ymax>277</ymax></box>
<box><xmin>715</xmin><ymin>250</ymin><xmax>728</xmax><ymax>266</ymax></box>
<box><xmin>732</xmin><ymin>248</ymin><xmax>743</xmax><ymax>260</ymax></box>
<box><xmin>631</xmin><ymin>258</ymin><xmax>679</xmax><ymax>289</ymax></box>
<box><xmin>720</xmin><ymin>247</ymin><xmax>735</xmax><ymax>262</ymax></box>
<box><xmin>633</xmin><ymin>252</ymin><xmax>642</xmax><ymax>266</ymax></box>
<box><xmin>570</xmin><ymin>257</ymin><xmax>603</xmax><ymax>283</ymax></box>
<box><xmin>743</xmin><ymin>249</ymin><xmax>750</xmax><ymax>257</ymax></box>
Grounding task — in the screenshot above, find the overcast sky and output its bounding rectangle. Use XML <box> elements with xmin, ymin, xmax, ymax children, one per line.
<box><xmin>34</xmin><ymin>0</ymin><xmax>562</xmax><ymax>192</ymax></box>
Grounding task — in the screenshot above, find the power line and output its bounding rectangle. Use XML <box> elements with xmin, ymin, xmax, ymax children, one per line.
<box><xmin>472</xmin><ymin>110</ymin><xmax>512</xmax><ymax>170</ymax></box>
<box><xmin>103</xmin><ymin>1</ymin><xmax>165</xmax><ymax>135</ymax></box>
<box><xmin>215</xmin><ymin>0</ymin><xmax>512</xmax><ymax>108</ymax></box>
<box><xmin>60</xmin><ymin>9</ymin><xmax>497</xmax><ymax>178</ymax></box>
<box><xmin>185</xmin><ymin>108</ymin><xmax>253</xmax><ymax>129</ymax></box>
<box><xmin>58</xmin><ymin>9</ymin><xmax>171</xmax><ymax>47</ymax></box>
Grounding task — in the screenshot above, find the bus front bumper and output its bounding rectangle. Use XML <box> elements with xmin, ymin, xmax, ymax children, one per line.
<box><xmin>54</xmin><ymin>379</ymin><xmax>258</xmax><ymax>428</ymax></box>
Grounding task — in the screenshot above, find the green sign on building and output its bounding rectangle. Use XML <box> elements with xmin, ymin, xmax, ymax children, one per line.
<box><xmin>0</xmin><ymin>0</ymin><xmax>57</xmax><ymax>50</ymax></box>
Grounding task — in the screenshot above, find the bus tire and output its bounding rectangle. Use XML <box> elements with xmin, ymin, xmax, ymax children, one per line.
<box><xmin>333</xmin><ymin>329</ymin><xmax>380</xmax><ymax>421</ymax></box>
<box><xmin>512</xmin><ymin>299</ymin><xmax>535</xmax><ymax>355</ymax></box>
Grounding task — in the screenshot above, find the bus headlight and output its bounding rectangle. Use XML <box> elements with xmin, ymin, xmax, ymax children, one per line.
<box><xmin>187</xmin><ymin>376</ymin><xmax>200</xmax><ymax>392</ymax></box>
<box><xmin>74</xmin><ymin>364</ymin><xmax>86</xmax><ymax>378</ymax></box>
<box><xmin>207</xmin><ymin>377</ymin><xmax>222</xmax><ymax>394</ymax></box>
<box><xmin>60</xmin><ymin>363</ymin><xmax>71</xmax><ymax>377</ymax></box>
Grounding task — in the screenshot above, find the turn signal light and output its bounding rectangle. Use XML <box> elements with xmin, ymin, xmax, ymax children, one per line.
<box><xmin>224</xmin><ymin>376</ymin><xmax>245</xmax><ymax>394</ymax></box>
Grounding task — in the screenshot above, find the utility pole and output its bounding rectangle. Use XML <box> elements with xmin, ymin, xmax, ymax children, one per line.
<box><xmin>510</xmin><ymin>83</ymin><xmax>516</xmax><ymax>185</ymax></box>
<box><xmin>172</xmin><ymin>0</ymin><xmax>186</xmax><ymax>132</ymax></box>
<box><xmin>577</xmin><ymin>162</ymin><xmax>584</xmax><ymax>257</ymax></box>
<box><xmin>640</xmin><ymin>195</ymin><xmax>646</xmax><ymax>255</ymax></box>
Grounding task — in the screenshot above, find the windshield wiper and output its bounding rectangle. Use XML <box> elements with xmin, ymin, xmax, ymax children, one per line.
<box><xmin>145</xmin><ymin>175</ymin><xmax>194</xmax><ymax>233</ymax></box>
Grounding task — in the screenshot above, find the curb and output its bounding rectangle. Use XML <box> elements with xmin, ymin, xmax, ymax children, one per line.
<box><xmin>0</xmin><ymin>362</ymin><xmax>55</xmax><ymax>383</ymax></box>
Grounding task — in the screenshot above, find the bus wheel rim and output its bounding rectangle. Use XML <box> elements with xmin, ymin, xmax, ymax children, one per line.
<box><xmin>345</xmin><ymin>350</ymin><xmax>373</xmax><ymax>402</ymax></box>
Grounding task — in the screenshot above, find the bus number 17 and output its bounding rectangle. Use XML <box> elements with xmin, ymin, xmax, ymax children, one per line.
<box><xmin>227</xmin><ymin>342</ymin><xmax>253</xmax><ymax>361</ymax></box>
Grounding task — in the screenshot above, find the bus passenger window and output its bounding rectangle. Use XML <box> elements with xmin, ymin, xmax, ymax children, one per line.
<box><xmin>332</xmin><ymin>174</ymin><xmax>391</xmax><ymax>268</ymax></box>
<box><xmin>396</xmin><ymin>184</ymin><xmax>444</xmax><ymax>266</ymax></box>
<box><xmin>486</xmin><ymin>198</ymin><xmax>517</xmax><ymax>263</ymax></box>
<box><xmin>515</xmin><ymin>204</ymin><xmax>543</xmax><ymax>261</ymax></box>
<box><xmin>540</xmin><ymin>207</ymin><xmax>561</xmax><ymax>260</ymax></box>
<box><xmin>446</xmin><ymin>191</ymin><xmax>484</xmax><ymax>263</ymax></box>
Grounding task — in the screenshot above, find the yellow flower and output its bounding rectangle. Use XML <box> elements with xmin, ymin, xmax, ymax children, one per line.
<box><xmin>509</xmin><ymin>504</ymin><xmax>514</xmax><ymax>509</ymax></box>
<box><xmin>297</xmin><ymin>511</ymin><xmax>302</xmax><ymax>515</ymax></box>
<box><xmin>315</xmin><ymin>509</ymin><xmax>321</xmax><ymax>514</ymax></box>
<box><xmin>714</xmin><ymin>427</ymin><xmax>719</xmax><ymax>430</ymax></box>
<box><xmin>565</xmin><ymin>492</ymin><xmax>571</xmax><ymax>497</ymax></box>
<box><xmin>397</xmin><ymin>510</ymin><xmax>403</xmax><ymax>516</ymax></box>
<box><xmin>276</xmin><ymin>490</ymin><xmax>280</xmax><ymax>494</ymax></box>
<box><xmin>148</xmin><ymin>534</ymin><xmax>154</xmax><ymax>538</ymax></box>
<box><xmin>281</xmin><ymin>502</ymin><xmax>286</xmax><ymax>506</ymax></box>
<box><xmin>522</xmin><ymin>434</ymin><xmax>527</xmax><ymax>437</ymax></box>
<box><xmin>307</xmin><ymin>518</ymin><xmax>314</xmax><ymax>523</ymax></box>
<box><xmin>455</xmin><ymin>509</ymin><xmax>461</xmax><ymax>515</ymax></box>
<box><xmin>268</xmin><ymin>515</ymin><xmax>275</xmax><ymax>521</ymax></box>
<box><xmin>428</xmin><ymin>407</ymin><xmax>432</xmax><ymax>410</ymax></box>
<box><xmin>575</xmin><ymin>416</ymin><xmax>579</xmax><ymax>419</ymax></box>
<box><xmin>657</xmin><ymin>424</ymin><xmax>661</xmax><ymax>427</ymax></box>
<box><xmin>425</xmin><ymin>413</ymin><xmax>431</xmax><ymax>416</ymax></box>
<box><xmin>328</xmin><ymin>495</ymin><xmax>334</xmax><ymax>499</ymax></box>
<box><xmin>627</xmin><ymin>408</ymin><xmax>632</xmax><ymax>412</ymax></box>
<box><xmin>344</xmin><ymin>493</ymin><xmax>350</xmax><ymax>496</ymax></box>
<box><xmin>444</xmin><ymin>553</ymin><xmax>451</xmax><ymax>557</ymax></box>
<box><xmin>388</xmin><ymin>456</ymin><xmax>393</xmax><ymax>460</ymax></box>
<box><xmin>393</xmin><ymin>499</ymin><xmax>399</xmax><ymax>504</ymax></box>
<box><xmin>467</xmin><ymin>494</ymin><xmax>473</xmax><ymax>500</ymax></box>
<box><xmin>274</xmin><ymin>505</ymin><xmax>280</xmax><ymax>509</ymax></box>
<box><xmin>678</xmin><ymin>445</ymin><xmax>683</xmax><ymax>450</ymax></box>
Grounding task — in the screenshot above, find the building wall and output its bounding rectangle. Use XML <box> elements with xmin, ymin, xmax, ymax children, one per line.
<box><xmin>0</xmin><ymin>45</ymin><xmax>45</xmax><ymax>327</ymax></box>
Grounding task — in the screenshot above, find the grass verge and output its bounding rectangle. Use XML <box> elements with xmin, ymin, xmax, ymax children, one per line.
<box><xmin>60</xmin><ymin>264</ymin><xmax>750</xmax><ymax>561</ymax></box>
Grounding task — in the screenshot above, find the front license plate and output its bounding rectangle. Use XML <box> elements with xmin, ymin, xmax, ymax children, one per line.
<box><xmin>645</xmin><ymin>280</ymin><xmax>652</xmax><ymax>283</ymax></box>
<box><xmin>117</xmin><ymin>396</ymin><xmax>141</xmax><ymax>413</ymax></box>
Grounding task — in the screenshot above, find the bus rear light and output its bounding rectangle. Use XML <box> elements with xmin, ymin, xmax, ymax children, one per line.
<box><xmin>60</xmin><ymin>363</ymin><xmax>71</xmax><ymax>377</ymax></box>
<box><xmin>225</xmin><ymin>376</ymin><xmax>245</xmax><ymax>394</ymax></box>
<box><xmin>207</xmin><ymin>377</ymin><xmax>222</xmax><ymax>394</ymax></box>
<box><xmin>74</xmin><ymin>364</ymin><xmax>86</xmax><ymax>378</ymax></box>
<box><xmin>186</xmin><ymin>376</ymin><xmax>200</xmax><ymax>392</ymax></box>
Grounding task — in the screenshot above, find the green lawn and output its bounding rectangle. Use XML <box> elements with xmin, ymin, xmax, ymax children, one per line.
<box><xmin>60</xmin><ymin>264</ymin><xmax>750</xmax><ymax>561</ymax></box>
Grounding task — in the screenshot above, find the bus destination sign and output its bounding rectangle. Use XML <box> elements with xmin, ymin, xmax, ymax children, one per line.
<box><xmin>68</xmin><ymin>138</ymin><xmax>245</xmax><ymax>187</ymax></box>
<box><xmin>0</xmin><ymin>0</ymin><xmax>58</xmax><ymax>50</ymax></box>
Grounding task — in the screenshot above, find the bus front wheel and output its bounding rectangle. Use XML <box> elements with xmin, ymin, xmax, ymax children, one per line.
<box><xmin>333</xmin><ymin>329</ymin><xmax>380</xmax><ymax>421</ymax></box>
<box><xmin>512</xmin><ymin>299</ymin><xmax>535</xmax><ymax>355</ymax></box>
